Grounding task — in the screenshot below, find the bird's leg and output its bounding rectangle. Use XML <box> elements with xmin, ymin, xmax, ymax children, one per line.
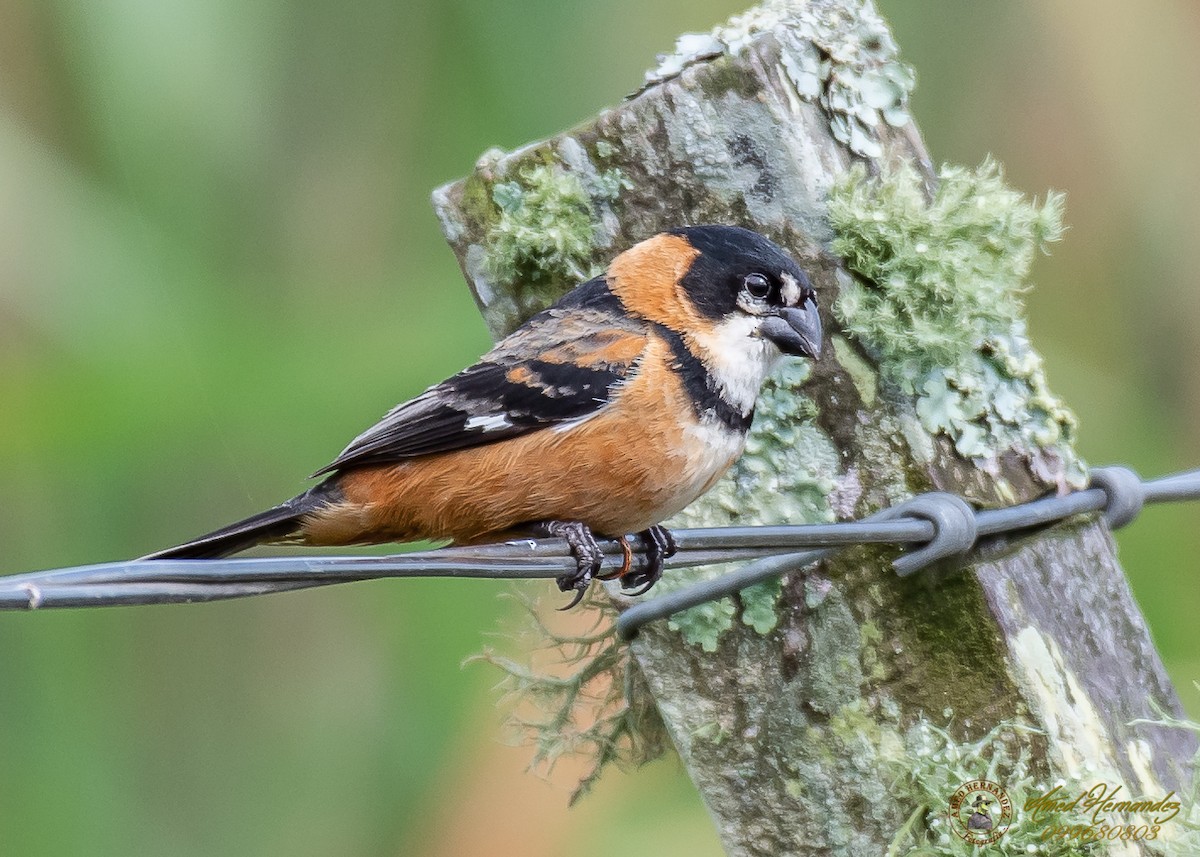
<box><xmin>535</xmin><ymin>520</ymin><xmax>604</xmax><ymax>609</ymax></box>
<box><xmin>622</xmin><ymin>525</ymin><xmax>677</xmax><ymax>596</ymax></box>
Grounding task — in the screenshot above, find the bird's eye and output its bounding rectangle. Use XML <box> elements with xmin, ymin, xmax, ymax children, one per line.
<box><xmin>742</xmin><ymin>273</ymin><xmax>771</xmax><ymax>299</ymax></box>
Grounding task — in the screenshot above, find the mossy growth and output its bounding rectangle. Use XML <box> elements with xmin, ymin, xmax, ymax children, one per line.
<box><xmin>469</xmin><ymin>588</ymin><xmax>668</xmax><ymax>804</ymax></box>
<box><xmin>763</xmin><ymin>699</ymin><xmax>1123</xmax><ymax>856</ymax></box>
<box><xmin>887</xmin><ymin>706</ymin><xmax>1200</xmax><ymax>857</ymax></box>
<box><xmin>483</xmin><ymin>161</ymin><xmax>626</xmax><ymax>293</ymax></box>
<box><xmin>828</xmin><ymin>160</ymin><xmax>1086</xmax><ymax>488</ymax></box>
<box><xmin>887</xmin><ymin>718</ymin><xmax>1109</xmax><ymax>856</ymax></box>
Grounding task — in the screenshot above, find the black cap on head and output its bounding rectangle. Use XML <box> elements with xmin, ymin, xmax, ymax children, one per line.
<box><xmin>669</xmin><ymin>225</ymin><xmax>810</xmax><ymax>318</ymax></box>
<box><xmin>670</xmin><ymin>225</ymin><xmax>821</xmax><ymax>359</ymax></box>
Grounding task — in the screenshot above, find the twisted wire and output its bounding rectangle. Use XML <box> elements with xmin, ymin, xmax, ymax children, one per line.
<box><xmin>0</xmin><ymin>467</ymin><xmax>1194</xmax><ymax>640</ymax></box>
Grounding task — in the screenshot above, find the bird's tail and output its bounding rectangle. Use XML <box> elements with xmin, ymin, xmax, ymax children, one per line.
<box><xmin>141</xmin><ymin>485</ymin><xmax>333</xmax><ymax>560</ymax></box>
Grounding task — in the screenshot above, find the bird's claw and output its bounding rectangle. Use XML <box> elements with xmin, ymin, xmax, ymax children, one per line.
<box><xmin>558</xmin><ymin>581</ymin><xmax>589</xmax><ymax>611</ymax></box>
<box><xmin>538</xmin><ymin>521</ymin><xmax>603</xmax><ymax>610</ymax></box>
<box><xmin>538</xmin><ymin>522</ymin><xmax>675</xmax><ymax>606</ymax></box>
<box><xmin>620</xmin><ymin>525</ymin><xmax>677</xmax><ymax>596</ymax></box>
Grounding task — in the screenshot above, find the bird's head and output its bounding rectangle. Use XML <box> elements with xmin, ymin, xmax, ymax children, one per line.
<box><xmin>676</xmin><ymin>225</ymin><xmax>822</xmax><ymax>361</ymax></box>
<box><xmin>608</xmin><ymin>225</ymin><xmax>823</xmax><ymax>363</ymax></box>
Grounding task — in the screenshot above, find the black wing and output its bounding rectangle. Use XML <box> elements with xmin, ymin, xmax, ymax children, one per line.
<box><xmin>314</xmin><ymin>281</ymin><xmax>646</xmax><ymax>475</ymax></box>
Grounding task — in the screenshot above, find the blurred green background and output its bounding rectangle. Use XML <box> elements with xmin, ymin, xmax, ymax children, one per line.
<box><xmin>1</xmin><ymin>1</ymin><xmax>1198</xmax><ymax>854</ymax></box>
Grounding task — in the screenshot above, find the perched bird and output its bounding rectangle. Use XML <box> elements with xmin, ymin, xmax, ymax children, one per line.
<box><xmin>146</xmin><ymin>225</ymin><xmax>823</xmax><ymax>606</ymax></box>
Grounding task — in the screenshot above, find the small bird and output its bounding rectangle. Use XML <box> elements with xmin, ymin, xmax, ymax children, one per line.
<box><xmin>146</xmin><ymin>225</ymin><xmax>823</xmax><ymax>606</ymax></box>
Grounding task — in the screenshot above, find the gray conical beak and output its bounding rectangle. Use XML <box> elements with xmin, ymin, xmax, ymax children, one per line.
<box><xmin>760</xmin><ymin>297</ymin><xmax>822</xmax><ymax>359</ymax></box>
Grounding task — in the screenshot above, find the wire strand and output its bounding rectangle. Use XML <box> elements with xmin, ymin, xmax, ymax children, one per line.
<box><xmin>0</xmin><ymin>467</ymin><xmax>1195</xmax><ymax>630</ymax></box>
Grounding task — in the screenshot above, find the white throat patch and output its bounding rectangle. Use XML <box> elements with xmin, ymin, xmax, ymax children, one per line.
<box><xmin>687</xmin><ymin>315</ymin><xmax>781</xmax><ymax>415</ymax></box>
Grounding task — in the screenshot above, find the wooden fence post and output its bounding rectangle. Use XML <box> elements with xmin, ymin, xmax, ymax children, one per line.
<box><xmin>432</xmin><ymin>1</ymin><xmax>1195</xmax><ymax>853</ymax></box>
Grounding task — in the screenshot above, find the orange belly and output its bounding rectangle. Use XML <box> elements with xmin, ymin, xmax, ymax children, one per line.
<box><xmin>300</xmin><ymin>337</ymin><xmax>745</xmax><ymax>545</ymax></box>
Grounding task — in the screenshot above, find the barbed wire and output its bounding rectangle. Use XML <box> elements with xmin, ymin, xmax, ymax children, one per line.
<box><xmin>0</xmin><ymin>467</ymin><xmax>1196</xmax><ymax>638</ymax></box>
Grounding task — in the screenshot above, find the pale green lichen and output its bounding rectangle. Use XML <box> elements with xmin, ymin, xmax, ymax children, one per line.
<box><xmin>659</xmin><ymin>360</ymin><xmax>841</xmax><ymax>651</ymax></box>
<box><xmin>860</xmin><ymin>620</ymin><xmax>887</xmax><ymax>682</ymax></box>
<box><xmin>690</xmin><ymin>719</ymin><xmax>731</xmax><ymax>746</ymax></box>
<box><xmin>832</xmin><ymin>333</ymin><xmax>878</xmax><ymax>406</ymax></box>
<box><xmin>643</xmin><ymin>0</ymin><xmax>915</xmax><ymax>158</ymax></box>
<box><xmin>802</xmin><ymin>699</ymin><xmax>1200</xmax><ymax>856</ymax></box>
<box><xmin>765</xmin><ymin>698</ymin><xmax>1139</xmax><ymax>855</ymax></box>
<box><xmin>828</xmin><ymin>160</ymin><xmax>1087</xmax><ymax>487</ymax></box>
<box><xmin>593</xmin><ymin>139</ymin><xmax>617</xmax><ymax>160</ymax></box>
<box><xmin>483</xmin><ymin>160</ymin><xmax>626</xmax><ymax>291</ymax></box>
<box><xmin>776</xmin><ymin>2</ymin><xmax>915</xmax><ymax>158</ymax></box>
<box><xmin>1008</xmin><ymin>625</ymin><xmax>1135</xmax><ymax>785</ymax></box>
<box><xmin>888</xmin><ymin>718</ymin><xmax>1108</xmax><ymax>856</ymax></box>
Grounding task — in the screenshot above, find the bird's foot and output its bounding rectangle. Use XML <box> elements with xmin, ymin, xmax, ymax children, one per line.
<box><xmin>537</xmin><ymin>520</ymin><xmax>604</xmax><ymax>610</ymax></box>
<box><xmin>620</xmin><ymin>525</ymin><xmax>677</xmax><ymax>596</ymax></box>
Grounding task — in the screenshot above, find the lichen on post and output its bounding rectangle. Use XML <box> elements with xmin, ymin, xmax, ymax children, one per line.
<box><xmin>432</xmin><ymin>1</ymin><xmax>1196</xmax><ymax>854</ymax></box>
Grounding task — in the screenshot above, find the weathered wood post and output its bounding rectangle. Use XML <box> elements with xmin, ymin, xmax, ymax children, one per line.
<box><xmin>433</xmin><ymin>1</ymin><xmax>1195</xmax><ymax>853</ymax></box>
